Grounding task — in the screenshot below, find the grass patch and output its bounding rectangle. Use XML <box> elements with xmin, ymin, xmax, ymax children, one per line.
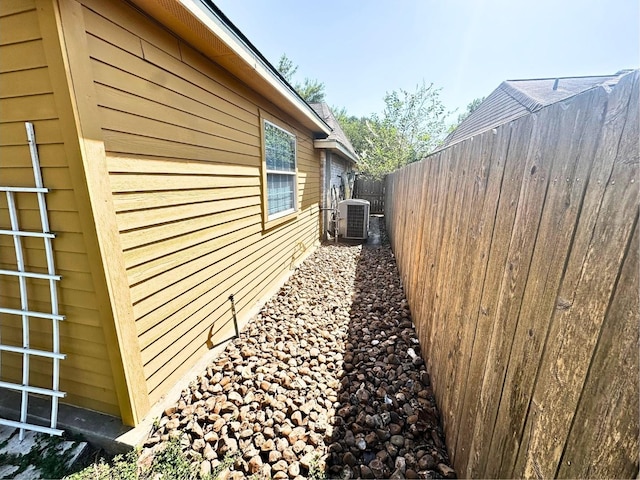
<box><xmin>308</xmin><ymin>453</ymin><xmax>328</xmax><ymax>480</ymax></box>
<box><xmin>0</xmin><ymin>432</ymin><xmax>80</xmax><ymax>479</ymax></box>
<box><xmin>64</xmin><ymin>437</ymin><xmax>240</xmax><ymax>480</ymax></box>
<box><xmin>210</xmin><ymin>450</ymin><xmax>239</xmax><ymax>479</ymax></box>
<box><xmin>65</xmin><ymin>448</ymin><xmax>139</xmax><ymax>480</ymax></box>
<box><xmin>0</xmin><ymin>428</ymin><xmax>239</xmax><ymax>480</ymax></box>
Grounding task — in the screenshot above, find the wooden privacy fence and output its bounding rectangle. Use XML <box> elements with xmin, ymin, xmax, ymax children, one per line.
<box><xmin>354</xmin><ymin>176</ymin><xmax>385</xmax><ymax>213</ymax></box>
<box><xmin>385</xmin><ymin>71</ymin><xmax>638</xmax><ymax>479</ymax></box>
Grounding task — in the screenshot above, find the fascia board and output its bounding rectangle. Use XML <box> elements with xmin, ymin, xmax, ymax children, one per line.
<box><xmin>314</xmin><ymin>139</ymin><xmax>359</xmax><ymax>164</ymax></box>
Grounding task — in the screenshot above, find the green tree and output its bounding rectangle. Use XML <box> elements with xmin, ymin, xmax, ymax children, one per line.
<box><xmin>333</xmin><ymin>108</ymin><xmax>370</xmax><ymax>157</ymax></box>
<box><xmin>345</xmin><ymin>81</ymin><xmax>449</xmax><ymax>178</ymax></box>
<box><xmin>277</xmin><ymin>53</ymin><xmax>297</xmax><ymax>83</ymax></box>
<box><xmin>456</xmin><ymin>96</ymin><xmax>485</xmax><ymax>124</ymax></box>
<box><xmin>277</xmin><ymin>53</ymin><xmax>326</xmax><ymax>103</ymax></box>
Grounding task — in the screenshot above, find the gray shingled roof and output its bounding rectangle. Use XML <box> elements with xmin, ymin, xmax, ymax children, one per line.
<box><xmin>309</xmin><ymin>103</ymin><xmax>358</xmax><ymax>163</ymax></box>
<box><xmin>440</xmin><ymin>70</ymin><xmax>635</xmax><ymax>149</ymax></box>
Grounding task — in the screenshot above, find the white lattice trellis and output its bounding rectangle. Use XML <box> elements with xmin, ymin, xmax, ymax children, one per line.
<box><xmin>0</xmin><ymin>122</ymin><xmax>66</xmax><ymax>439</ymax></box>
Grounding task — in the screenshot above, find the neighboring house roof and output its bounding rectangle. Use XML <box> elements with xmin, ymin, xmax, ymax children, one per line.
<box><xmin>129</xmin><ymin>0</ymin><xmax>331</xmax><ymax>136</ymax></box>
<box><xmin>440</xmin><ymin>69</ymin><xmax>635</xmax><ymax>150</ymax></box>
<box><xmin>309</xmin><ymin>103</ymin><xmax>359</xmax><ymax>164</ymax></box>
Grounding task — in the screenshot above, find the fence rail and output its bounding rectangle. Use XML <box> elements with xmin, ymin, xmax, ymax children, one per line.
<box><xmin>385</xmin><ymin>71</ymin><xmax>639</xmax><ymax>479</ymax></box>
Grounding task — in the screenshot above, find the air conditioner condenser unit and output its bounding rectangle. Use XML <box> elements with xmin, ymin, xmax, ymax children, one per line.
<box><xmin>338</xmin><ymin>199</ymin><xmax>370</xmax><ymax>240</ymax></box>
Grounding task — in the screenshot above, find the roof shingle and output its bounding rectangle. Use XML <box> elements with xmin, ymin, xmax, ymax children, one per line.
<box><xmin>309</xmin><ymin>103</ymin><xmax>358</xmax><ymax>162</ymax></box>
<box><xmin>441</xmin><ymin>70</ymin><xmax>635</xmax><ymax>150</ymax></box>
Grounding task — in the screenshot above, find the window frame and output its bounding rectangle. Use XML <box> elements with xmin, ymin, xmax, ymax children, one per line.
<box><xmin>260</xmin><ymin>112</ymin><xmax>299</xmax><ymax>230</ymax></box>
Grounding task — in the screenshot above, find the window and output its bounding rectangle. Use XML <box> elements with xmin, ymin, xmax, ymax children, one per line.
<box><xmin>262</xmin><ymin>119</ymin><xmax>297</xmax><ymax>225</ymax></box>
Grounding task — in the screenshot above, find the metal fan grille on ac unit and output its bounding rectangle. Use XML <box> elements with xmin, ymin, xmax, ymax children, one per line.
<box><xmin>346</xmin><ymin>204</ymin><xmax>365</xmax><ymax>238</ymax></box>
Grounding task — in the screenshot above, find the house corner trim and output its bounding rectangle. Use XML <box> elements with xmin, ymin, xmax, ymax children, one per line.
<box><xmin>41</xmin><ymin>0</ymin><xmax>150</xmax><ymax>425</ymax></box>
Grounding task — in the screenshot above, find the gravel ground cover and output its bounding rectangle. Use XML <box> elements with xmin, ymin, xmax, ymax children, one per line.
<box><xmin>142</xmin><ymin>240</ymin><xmax>454</xmax><ymax>479</ymax></box>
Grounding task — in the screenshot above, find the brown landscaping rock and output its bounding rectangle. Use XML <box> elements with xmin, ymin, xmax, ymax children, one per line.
<box><xmin>164</xmin><ymin>418</ymin><xmax>180</xmax><ymax>430</ymax></box>
<box><xmin>418</xmin><ymin>453</ymin><xmax>436</xmax><ymax>470</ymax></box>
<box><xmin>390</xmin><ymin>435</ymin><xmax>405</xmax><ymax>447</ymax></box>
<box><xmin>247</xmin><ymin>455</ymin><xmax>262</xmax><ymax>474</ymax></box>
<box><xmin>369</xmin><ymin>457</ymin><xmax>386</xmax><ymax>478</ymax></box>
<box><xmin>202</xmin><ymin>442</ymin><xmax>216</xmax><ymax>460</ymax></box>
<box><xmin>142</xmin><ymin>242</ymin><xmax>453</xmax><ymax>478</ymax></box>
<box><xmin>282</xmin><ymin>447</ymin><xmax>298</xmax><ymax>462</ymax></box>
<box><xmin>288</xmin><ymin>461</ymin><xmax>301</xmax><ymax>477</ymax></box>
<box><xmin>260</xmin><ymin>438</ymin><xmax>274</xmax><ymax>451</ymax></box>
<box><xmin>271</xmin><ymin>459</ymin><xmax>288</xmax><ymax>472</ymax></box>
<box><xmin>360</xmin><ymin>464</ymin><xmax>375</xmax><ymax>478</ymax></box>
<box><xmin>268</xmin><ymin>450</ymin><xmax>282</xmax><ymax>462</ymax></box>
<box><xmin>198</xmin><ymin>459</ymin><xmax>211</xmax><ymax>478</ymax></box>
<box><xmin>438</xmin><ymin>462</ymin><xmax>458</xmax><ymax>478</ymax></box>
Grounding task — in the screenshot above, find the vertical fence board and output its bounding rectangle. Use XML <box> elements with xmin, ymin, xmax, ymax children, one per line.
<box><xmin>411</xmin><ymin>159</ymin><xmax>434</xmax><ymax>346</ymax></box>
<box><xmin>386</xmin><ymin>174</ymin><xmax>396</xmax><ymax>248</ymax></box>
<box><xmin>516</xmin><ymin>72</ymin><xmax>639</xmax><ymax>480</ymax></box>
<box><xmin>490</xmin><ymin>89</ymin><xmax>608</xmax><ymax>478</ymax></box>
<box><xmin>385</xmin><ymin>71</ymin><xmax>639</xmax><ymax>479</ymax></box>
<box><xmin>461</xmin><ymin>114</ymin><xmax>535</xmax><ymax>477</ymax></box>
<box><xmin>423</xmin><ymin>149</ymin><xmax>456</xmax><ymax>366</ymax></box>
<box><xmin>355</xmin><ymin>176</ymin><xmax>385</xmax><ymax>213</ymax></box>
<box><xmin>411</xmin><ymin>162</ymin><xmax>431</xmax><ymax>309</ymax></box>
<box><xmin>411</xmin><ymin>156</ymin><xmax>439</xmax><ymax>354</ymax></box>
<box><xmin>424</xmin><ymin>156</ymin><xmax>445</xmax><ymax>350</ymax></box>
<box><xmin>394</xmin><ymin>169</ymin><xmax>408</xmax><ymax>286</ymax></box>
<box><xmin>399</xmin><ymin>164</ymin><xmax>415</xmax><ymax>295</ymax></box>
<box><xmin>430</xmin><ymin>145</ymin><xmax>466</xmax><ymax>412</ymax></box>
<box><xmin>557</xmin><ymin>223</ymin><xmax>638</xmax><ymax>479</ymax></box>
<box><xmin>451</xmin><ymin>126</ymin><xmax>508</xmax><ymax>463</ymax></box>
<box><xmin>436</xmin><ymin>137</ymin><xmax>482</xmax><ymax>447</ymax></box>
<box><xmin>405</xmin><ymin>162</ymin><xmax>424</xmax><ymax>309</ymax></box>
<box><xmin>472</xmin><ymin>104</ymin><xmax>558</xmax><ymax>478</ymax></box>
<box><xmin>429</xmin><ymin>144</ymin><xmax>460</xmax><ymax>407</ymax></box>
<box><xmin>445</xmin><ymin>129</ymin><xmax>498</xmax><ymax>461</ymax></box>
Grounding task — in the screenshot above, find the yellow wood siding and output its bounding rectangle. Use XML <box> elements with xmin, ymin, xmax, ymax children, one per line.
<box><xmin>0</xmin><ymin>1</ymin><xmax>120</xmax><ymax>415</ymax></box>
<box><xmin>80</xmin><ymin>0</ymin><xmax>322</xmax><ymax>403</ymax></box>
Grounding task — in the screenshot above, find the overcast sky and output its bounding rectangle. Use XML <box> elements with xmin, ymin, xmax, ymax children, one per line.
<box><xmin>213</xmin><ymin>0</ymin><xmax>639</xmax><ymax>122</ymax></box>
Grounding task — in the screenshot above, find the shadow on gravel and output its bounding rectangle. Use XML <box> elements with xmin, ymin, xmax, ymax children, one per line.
<box><xmin>326</xmin><ymin>223</ymin><xmax>455</xmax><ymax>479</ymax></box>
<box><xmin>135</xmin><ymin>219</ymin><xmax>455</xmax><ymax>480</ymax></box>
